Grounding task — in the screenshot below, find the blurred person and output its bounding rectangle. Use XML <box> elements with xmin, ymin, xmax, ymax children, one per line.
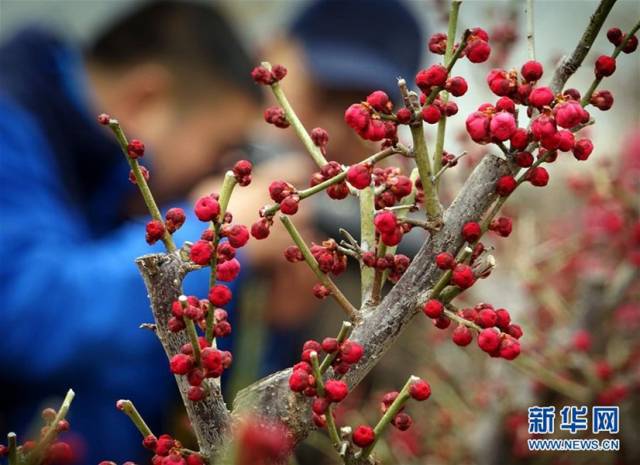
<box><xmin>0</xmin><ymin>1</ymin><xmax>300</xmax><ymax>462</ymax></box>
<box><xmin>254</xmin><ymin>0</ymin><xmax>426</xmax><ymax>251</ymax></box>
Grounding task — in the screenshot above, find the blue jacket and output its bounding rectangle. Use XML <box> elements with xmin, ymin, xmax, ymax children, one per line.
<box><xmin>0</xmin><ymin>28</ymin><xmax>239</xmax><ymax>463</ymax></box>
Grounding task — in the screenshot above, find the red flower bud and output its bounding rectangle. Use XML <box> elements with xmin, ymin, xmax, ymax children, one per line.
<box><xmin>170</xmin><ymin>353</ymin><xmax>193</xmax><ymax>375</ymax></box>
<box><xmin>410</xmin><ymin>378</ymin><xmax>432</xmax><ymax>401</ymax></box>
<box><xmin>520</xmin><ymin>60</ymin><xmax>543</xmax><ymax>82</ymax></box>
<box><xmin>496</xmin><ymin>175</ymin><xmax>517</xmax><ymax>196</ymax></box>
<box><xmin>312</xmin><ymin>283</ymin><xmax>331</xmax><ymax>299</ymax></box>
<box><xmin>165</xmin><ymin>208</ymin><xmax>186</xmax><ymax>233</ymax></box>
<box><xmin>428</xmin><ymin>32</ymin><xmax>447</xmax><ymax>54</ymax></box>
<box><xmin>421</xmin><ymin>104</ymin><xmax>441</xmax><ymax>124</ymax></box>
<box><xmin>607</xmin><ymin>27</ymin><xmax>623</xmax><ymax>45</ymax></box>
<box><xmin>461</xmin><ymin>221</ymin><xmax>482</xmax><ymax>242</ymax></box>
<box><xmin>572</xmin><ymin>138</ymin><xmax>594</xmax><ymax>161</ymax></box>
<box><xmin>190</xmin><ymin>240</ymin><xmax>213</xmax><ymax>265</ymax></box>
<box><xmin>264</xmin><ymin>107</ymin><xmax>289</xmax><ymax>128</ymax></box>
<box><xmin>321</xmin><ymin>337</ymin><xmax>339</xmax><ymax>353</ymax></box>
<box><xmin>392</xmin><ymin>412</ymin><xmax>413</xmax><ymax>431</ymax></box>
<box><xmin>465</xmin><ymin>39</ymin><xmax>491</xmax><ymax>63</ymax></box>
<box><xmin>251</xmin><ymin>65</ymin><xmax>273</xmax><ymax>85</ymax></box>
<box><xmin>477</xmin><ymin>328</ymin><xmax>501</xmax><ymax>353</ymax></box>
<box><xmin>284</xmin><ymin>245</ymin><xmax>304</xmax><ymax>262</ymax></box>
<box><xmin>366</xmin><ymin>90</ymin><xmax>391</xmax><ymax>112</ymax></box>
<box><xmin>489</xmin><ymin>216</ymin><xmax>513</xmax><ymax>237</ymax></box>
<box><xmin>465</xmin><ymin>111</ymin><xmax>491</xmax><ymax>143</ymax></box>
<box><xmin>423</xmin><ymin>299</ymin><xmax>444</xmax><ymax>319</ymax></box>
<box><xmin>340</xmin><ymin>340</ymin><xmax>364</xmax><ymax>364</ymax></box>
<box><xmin>554</xmin><ymin>100</ymin><xmax>588</xmax><ymax>129</ymax></box>
<box><xmin>514</xmin><ymin>151</ymin><xmax>534</xmax><ymax>167</ymax></box>
<box><xmin>145</xmin><ymin>219</ymin><xmax>165</xmax><ymax>245</ymax></box>
<box><xmin>489</xmin><ymin>111</ymin><xmax>517</xmax><ymax>141</ymax></box>
<box><xmin>395</xmin><ymin>107</ymin><xmax>412</xmax><ymax>124</ymax></box>
<box><xmin>209</xmin><ymin>284</ymin><xmax>232</xmax><ymax>307</ymax></box>
<box><xmin>373</xmin><ymin>211</ymin><xmax>397</xmax><ymax>234</ymax></box>
<box><xmin>310</xmin><ymin>127</ymin><xmax>329</xmax><ymax>147</ymax></box>
<box><xmin>452</xmin><ymin>325</ymin><xmax>473</xmax><ymax>346</ymax></box>
<box><xmin>451</xmin><ymin>264</ymin><xmax>476</xmax><ymax>289</ymax></box>
<box><xmin>344</xmin><ymin>104</ymin><xmax>371</xmax><ymax>132</ymax></box>
<box><xmin>288</xmin><ymin>369</ymin><xmax>311</xmax><ymax>392</ymax></box>
<box><xmin>127</xmin><ymin>139</ymin><xmax>145</xmax><ymax>159</ymax></box>
<box><xmin>527</xmin><ymin>166</ymin><xmax>550</xmax><ymax>186</ymax></box>
<box><xmin>499</xmin><ymin>335</ymin><xmax>521</xmax><ymax>360</ymax></box>
<box><xmin>594</xmin><ymin>55</ymin><xmax>616</xmax><ymax>78</ymax></box>
<box><xmin>476</xmin><ymin>308</ymin><xmax>497</xmax><ymax>328</ymax></box>
<box><xmin>496</xmin><ymin>96</ymin><xmax>516</xmax><ymax>113</ymax></box>
<box><xmin>510</xmin><ymin>128</ymin><xmax>530</xmax><ymax>151</ymax></box>
<box><xmin>251</xmin><ymin>218</ymin><xmax>271</xmax><ymax>239</ymax></box>
<box><xmin>216</xmin><ymin>258</ymin><xmax>241</xmax><ymax>282</ymax></box>
<box><xmin>352</xmin><ymin>425</ymin><xmax>375</xmax><ymax>447</ymax></box>
<box><xmin>445</xmin><ymin>76</ymin><xmax>468</xmax><ymax>96</ymax></box>
<box><xmin>325</xmin><ymin>379</ymin><xmax>349</xmax><ymax>403</ymax></box>
<box><xmin>129</xmin><ymin>165</ymin><xmax>150</xmax><ymax>184</ymax></box>
<box><xmin>97</xmin><ymin>113</ymin><xmax>110</xmax><ymax>125</ymax></box>
<box><xmin>435</xmin><ymin>252</ymin><xmax>456</xmax><ymax>270</ymax></box>
<box><xmin>194</xmin><ymin>196</ymin><xmax>220</xmax><ymax>222</ymax></box>
<box><xmin>528</xmin><ymin>86</ymin><xmax>554</xmax><ymax>108</ymax></box>
<box><xmin>280</xmin><ymin>195</ymin><xmax>300</xmax><ymax>215</ymax></box>
<box><xmin>346</xmin><ymin>163</ymin><xmax>372</xmax><ymax>189</ymax></box>
<box><xmin>415</xmin><ymin>64</ymin><xmax>448</xmax><ymax>90</ymax></box>
<box><xmin>188</xmin><ymin>386</ymin><xmax>205</xmax><ymax>402</ymax></box>
<box><xmin>271</xmin><ymin>64</ymin><xmax>288</xmax><ymax>81</ymax></box>
<box><xmin>590</xmin><ymin>90</ymin><xmax>614</xmax><ymax>110</ymax></box>
<box><xmin>572</xmin><ymin>329</ymin><xmax>592</xmax><ymax>352</ymax></box>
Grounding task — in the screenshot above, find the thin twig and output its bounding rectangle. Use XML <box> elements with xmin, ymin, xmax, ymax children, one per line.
<box><xmin>280</xmin><ymin>216</ymin><xmax>358</xmax><ymax>320</ymax></box>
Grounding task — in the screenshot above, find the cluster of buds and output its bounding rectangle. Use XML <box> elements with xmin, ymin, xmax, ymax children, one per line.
<box><xmin>250</xmin><ymin>63</ymin><xmax>288</xmax><ymax>86</ymax></box>
<box><xmin>362</xmin><ymin>251</ymin><xmax>411</xmax><ymax>283</ymax></box>
<box><xmin>344</xmin><ymin>91</ymin><xmax>398</xmax><ymax>142</ymax></box>
<box><xmin>351</xmin><ymin>377</ymin><xmax>432</xmax><ymax>449</ymax></box>
<box><xmin>424</xmin><ymin>299</ymin><xmax>522</xmax><ymax>360</ymax></box>
<box><xmin>0</xmin><ymin>406</ymin><xmax>74</xmax><ymax>465</ymax></box>
<box><xmin>146</xmin><ymin>207</ymin><xmax>187</xmax><ymax>245</ymax></box>
<box><xmin>169</xmin><ymin>319</ymin><xmax>233</xmax><ymax>401</ymax></box>
<box><xmin>288</xmin><ymin>337</ymin><xmax>363</xmax><ymax>421</ymax></box>
<box><xmin>310</xmin><ymin>161</ymin><xmax>349</xmax><ymax>199</ymax></box>
<box><xmin>372</xmin><ymin>167</ymin><xmax>414</xmax><ymax>208</ymax></box>
<box><xmin>121</xmin><ymin>431</ymin><xmax>204</xmax><ymax>465</ymax></box>
<box><xmin>373</xmin><ymin>211</ymin><xmax>408</xmax><ymax>247</ymax></box>
<box><xmin>428</xmin><ymin>27</ymin><xmax>492</xmax><ymax>63</ymax></box>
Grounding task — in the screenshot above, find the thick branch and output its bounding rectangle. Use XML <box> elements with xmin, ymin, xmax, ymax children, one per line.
<box><xmin>232</xmin><ymin>154</ymin><xmax>512</xmax><ymax>442</ymax></box>
<box><xmin>548</xmin><ymin>0</ymin><xmax>617</xmax><ymax>93</ymax></box>
<box><xmin>136</xmin><ymin>253</ymin><xmax>230</xmax><ymax>457</ymax></box>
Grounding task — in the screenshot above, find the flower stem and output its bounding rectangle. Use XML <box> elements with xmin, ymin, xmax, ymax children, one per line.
<box><xmin>581</xmin><ymin>19</ymin><xmax>640</xmax><ymax>106</ymax></box>
<box><xmin>410</xmin><ymin>124</ymin><xmax>442</xmax><ymax>220</ymax></box>
<box><xmin>206</xmin><ymin>172</ymin><xmax>237</xmax><ymax>343</ymax></box>
<box><xmin>280</xmin><ymin>216</ymin><xmax>358</xmax><ymax>320</ymax></box>
<box><xmin>108</xmin><ymin>119</ymin><xmax>176</xmax><ymax>252</ymax></box>
<box><xmin>526</xmin><ymin>0</ymin><xmax>536</xmax><ymax>60</ymax></box>
<box><xmin>263</xmin><ymin>62</ymin><xmax>328</xmax><ymax>168</ymax></box>
<box><xmin>27</xmin><ymin>389</ymin><xmax>75</xmax><ymax>465</ymax></box>
<box><xmin>117</xmin><ymin>399</ymin><xmax>154</xmax><ymax>438</ymax></box>
<box><xmin>262</xmin><ymin>147</ymin><xmax>401</xmax><ymax>217</ymax></box>
<box><xmin>310</xmin><ymin>352</ymin><xmax>342</xmax><ymax>451</ymax></box>
<box><xmin>7</xmin><ymin>433</ymin><xmax>17</xmax><ymax>465</ymax></box>
<box><xmin>319</xmin><ymin>321</ymin><xmax>353</xmax><ymax>373</ymax></box>
<box><xmin>361</xmin><ymin>376</ymin><xmax>418</xmax><ymax>459</ymax></box>
<box><xmin>180</xmin><ymin>295</ymin><xmax>202</xmax><ymax>364</ymax></box>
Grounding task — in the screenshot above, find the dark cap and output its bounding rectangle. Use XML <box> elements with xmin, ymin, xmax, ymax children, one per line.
<box><xmin>290</xmin><ymin>0</ymin><xmax>424</xmax><ymax>95</ymax></box>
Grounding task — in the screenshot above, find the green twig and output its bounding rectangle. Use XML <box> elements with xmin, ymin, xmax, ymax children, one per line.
<box><xmin>263</xmin><ymin>62</ymin><xmax>328</xmax><ymax>168</ymax></box>
<box><xmin>319</xmin><ymin>322</ymin><xmax>353</xmax><ymax>373</ymax></box>
<box><xmin>310</xmin><ymin>352</ymin><xmax>342</xmax><ymax>451</ymax></box>
<box><xmin>360</xmin><ymin>376</ymin><xmax>417</xmax><ymax>458</ymax></box>
<box><xmin>117</xmin><ymin>399</ymin><xmax>154</xmax><ymax>438</ymax></box>
<box><xmin>359</xmin><ymin>185</ymin><xmax>376</xmax><ymax>306</ymax></box>
<box><xmin>27</xmin><ymin>389</ymin><xmax>75</xmax><ymax>465</ymax></box>
<box><xmin>280</xmin><ymin>216</ymin><xmax>358</xmax><ymax>320</ymax></box>
<box><xmin>180</xmin><ymin>295</ymin><xmax>202</xmax><ymax>364</ymax></box>
<box><xmin>108</xmin><ymin>119</ymin><xmax>176</xmax><ymax>252</ymax></box>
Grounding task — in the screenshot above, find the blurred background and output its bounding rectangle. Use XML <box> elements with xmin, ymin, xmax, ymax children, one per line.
<box><xmin>0</xmin><ymin>0</ymin><xmax>638</xmax><ymax>464</ymax></box>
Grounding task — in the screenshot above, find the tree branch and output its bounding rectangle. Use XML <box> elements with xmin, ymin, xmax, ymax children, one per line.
<box><xmin>232</xmin><ymin>154</ymin><xmax>511</xmax><ymax>443</ymax></box>
<box><xmin>548</xmin><ymin>0</ymin><xmax>617</xmax><ymax>93</ymax></box>
<box><xmin>136</xmin><ymin>253</ymin><xmax>230</xmax><ymax>458</ymax></box>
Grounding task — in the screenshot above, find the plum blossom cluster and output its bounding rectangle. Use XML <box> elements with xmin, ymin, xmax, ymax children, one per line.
<box><xmin>0</xmin><ymin>391</ymin><xmax>75</xmax><ymax>465</ymax></box>
<box><xmin>287</xmin><ymin>328</ymin><xmax>432</xmax><ymax>454</ymax></box>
